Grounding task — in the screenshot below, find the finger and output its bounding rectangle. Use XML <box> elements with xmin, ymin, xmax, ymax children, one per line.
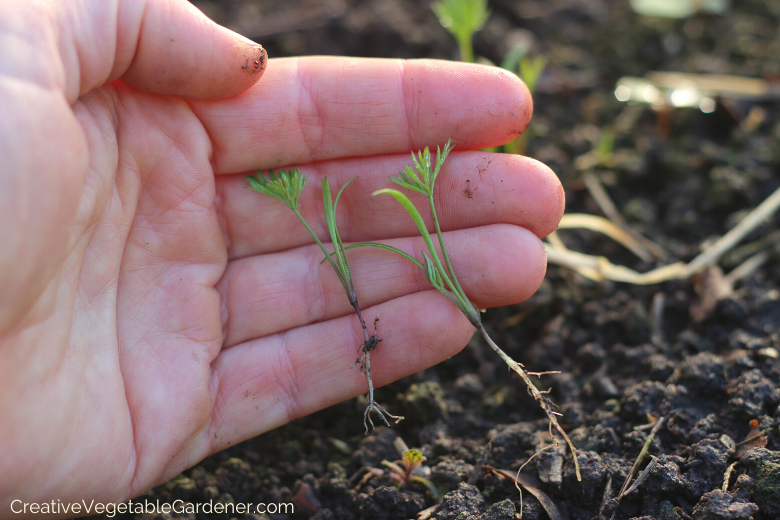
<box><xmin>219</xmin><ymin>151</ymin><xmax>563</xmax><ymax>259</ymax></box>
<box><xmin>219</xmin><ymin>223</ymin><xmax>545</xmax><ymax>348</ymax></box>
<box><xmin>205</xmin><ymin>290</ymin><xmax>475</xmax><ymax>450</ymax></box>
<box><xmin>116</xmin><ymin>0</ymin><xmax>267</xmax><ymax>99</ymax></box>
<box><xmin>4</xmin><ymin>0</ymin><xmax>265</xmax><ymax>103</ymax></box>
<box><xmin>189</xmin><ymin>57</ymin><xmax>532</xmax><ymax>174</ymax></box>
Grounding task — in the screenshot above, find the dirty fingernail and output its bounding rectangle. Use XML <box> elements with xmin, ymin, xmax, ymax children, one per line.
<box><xmin>233</xmin><ymin>32</ymin><xmax>260</xmax><ymax>47</ymax></box>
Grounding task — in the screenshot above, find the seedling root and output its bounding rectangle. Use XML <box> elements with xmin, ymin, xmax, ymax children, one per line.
<box><xmin>359</xmin><ymin>317</ymin><xmax>404</xmax><ymax>434</ymax></box>
<box><xmin>477</xmin><ymin>323</ymin><xmax>581</xmax><ymax>481</ymax></box>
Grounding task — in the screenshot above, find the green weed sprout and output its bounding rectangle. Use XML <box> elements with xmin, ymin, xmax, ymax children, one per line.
<box><xmin>501</xmin><ymin>50</ymin><xmax>547</xmax><ymax>156</ymax></box>
<box><xmin>499</xmin><ymin>44</ymin><xmax>547</xmax><ymax>93</ymax></box>
<box><xmin>373</xmin><ymin>141</ymin><xmax>582</xmax><ymax>481</ymax></box>
<box><xmin>382</xmin><ymin>449</ymin><xmax>439</xmax><ymax>498</ymax></box>
<box><xmin>518</xmin><ymin>55</ymin><xmax>547</xmax><ymax>95</ymax></box>
<box><xmin>245</xmin><ymin>169</ymin><xmax>403</xmax><ymax>433</ymax></box>
<box><xmin>596</xmin><ymin>128</ymin><xmax>615</xmax><ymax>166</ymax></box>
<box><xmin>432</xmin><ymin>0</ymin><xmax>490</xmax><ymax>63</ymax></box>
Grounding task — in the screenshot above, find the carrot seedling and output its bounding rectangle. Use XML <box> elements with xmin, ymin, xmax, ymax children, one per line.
<box><xmin>371</xmin><ymin>141</ymin><xmax>582</xmax><ymax>480</ymax></box>
<box><xmin>245</xmin><ymin>170</ymin><xmax>403</xmax><ymax>433</ymax></box>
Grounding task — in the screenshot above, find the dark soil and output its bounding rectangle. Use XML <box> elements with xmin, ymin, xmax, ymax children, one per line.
<box><xmin>100</xmin><ymin>1</ymin><xmax>780</xmax><ymax>519</ymax></box>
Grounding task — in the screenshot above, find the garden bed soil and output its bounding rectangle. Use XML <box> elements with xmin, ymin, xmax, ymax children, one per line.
<box><xmin>100</xmin><ymin>0</ymin><xmax>780</xmax><ymax>518</ymax></box>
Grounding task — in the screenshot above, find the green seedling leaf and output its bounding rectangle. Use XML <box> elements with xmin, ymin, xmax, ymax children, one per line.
<box><xmin>432</xmin><ymin>0</ymin><xmax>490</xmax><ymax>34</ymax></box>
<box><xmin>596</xmin><ymin>129</ymin><xmax>615</xmax><ymax>165</ymax></box>
<box><xmin>373</xmin><ymin>189</ymin><xmax>439</xmax><ymax>257</ymax></box>
<box><xmin>246</xmin><ymin>168</ymin><xmax>308</xmax><ymax>211</ymax></box>
<box><xmin>403</xmin><ymin>449</ymin><xmax>426</xmax><ymax>472</ymax></box>
<box><xmin>423</xmin><ymin>253</ymin><xmax>444</xmax><ymax>289</ymax></box>
<box><xmin>392</xmin><ymin>140</ymin><xmax>453</xmax><ymax>196</ymax></box>
<box><xmin>334</xmin><ymin>177</ymin><xmax>357</xmax><ymax>212</ymax></box>
<box><xmin>321</xmin><ymin>243</ymin><xmax>424</xmax><ymax>270</ymax></box>
<box><xmin>410</xmin><ymin>475</ymin><xmax>441</xmax><ymax>500</ymax></box>
<box><xmin>432</xmin><ymin>140</ymin><xmax>454</xmax><ymax>182</ymax></box>
<box><xmin>501</xmin><ymin>40</ymin><xmax>532</xmax><ymax>72</ymax></box>
<box><xmin>323</xmin><ymin>177</ymin><xmax>351</xmax><ymax>285</ymax></box>
<box><xmin>392</xmin><ymin>165</ymin><xmax>428</xmax><ymax>195</ymax></box>
<box><xmin>373</xmin><ymin>188</ymin><xmax>475</xmax><ymax>322</ymax></box>
<box><xmin>415</xmin><ymin>147</ymin><xmax>432</xmax><ymax>185</ymax></box>
<box><xmin>396</xmin><ymin>140</ymin><xmax>462</xmax><ymax>298</ymax></box>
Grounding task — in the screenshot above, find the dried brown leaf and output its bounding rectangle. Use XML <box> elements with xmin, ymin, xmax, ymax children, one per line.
<box><xmin>485</xmin><ymin>466</ymin><xmax>567</xmax><ymax>520</ymax></box>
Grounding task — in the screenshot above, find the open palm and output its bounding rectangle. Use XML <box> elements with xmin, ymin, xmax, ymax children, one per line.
<box><xmin>0</xmin><ymin>0</ymin><xmax>563</xmax><ymax>514</ymax></box>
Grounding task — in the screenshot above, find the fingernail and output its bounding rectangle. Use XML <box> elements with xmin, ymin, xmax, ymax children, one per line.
<box><xmin>233</xmin><ymin>32</ymin><xmax>260</xmax><ymax>47</ymax></box>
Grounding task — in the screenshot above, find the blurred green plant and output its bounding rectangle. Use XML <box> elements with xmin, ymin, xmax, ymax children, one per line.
<box><xmin>518</xmin><ymin>55</ymin><xmax>547</xmax><ymax>94</ymax></box>
<box><xmin>502</xmin><ymin>49</ymin><xmax>547</xmax><ymax>155</ymax></box>
<box><xmin>432</xmin><ymin>0</ymin><xmax>546</xmax><ymax>155</ymax></box>
<box><xmin>246</xmin><ymin>170</ymin><xmax>403</xmax><ymax>433</ymax></box>
<box><xmin>432</xmin><ymin>0</ymin><xmax>490</xmax><ymax>63</ymax></box>
<box><xmin>596</xmin><ymin>128</ymin><xmax>615</xmax><ymax>166</ymax></box>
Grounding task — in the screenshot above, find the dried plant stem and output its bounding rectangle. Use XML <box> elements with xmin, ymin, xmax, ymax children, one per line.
<box><xmin>683</xmin><ymin>184</ymin><xmax>780</xmax><ymax>276</ymax></box>
<box><xmin>609</xmin><ymin>416</ymin><xmax>665</xmax><ymax>520</ymax></box>
<box><xmin>558</xmin><ymin>213</ymin><xmax>658</xmax><ymax>262</ymax></box>
<box><xmin>547</xmin><ymin>184</ymin><xmax>780</xmax><ymax>285</ymax></box>
<box><xmin>582</xmin><ymin>171</ymin><xmax>665</xmax><ymax>260</ymax></box>
<box><xmin>722</xmin><ymin>461</ymin><xmax>738</xmax><ymax>491</ymax></box>
<box><xmin>724</xmin><ymin>250</ymin><xmax>770</xmax><ymax>285</ymax></box>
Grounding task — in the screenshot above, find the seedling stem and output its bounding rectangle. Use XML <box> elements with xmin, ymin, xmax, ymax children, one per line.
<box><xmin>372</xmin><ymin>141</ymin><xmax>581</xmax><ymax>480</ymax></box>
<box><xmin>245</xmin><ymin>170</ymin><xmax>402</xmax><ymax>433</ymax></box>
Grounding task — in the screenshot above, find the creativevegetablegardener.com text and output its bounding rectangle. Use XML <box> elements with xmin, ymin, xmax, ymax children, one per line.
<box><xmin>9</xmin><ymin>498</ymin><xmax>294</xmax><ymax>517</ymax></box>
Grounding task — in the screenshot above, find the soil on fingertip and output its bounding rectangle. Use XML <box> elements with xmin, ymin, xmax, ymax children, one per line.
<box><xmin>96</xmin><ymin>1</ymin><xmax>780</xmax><ymax>519</ymax></box>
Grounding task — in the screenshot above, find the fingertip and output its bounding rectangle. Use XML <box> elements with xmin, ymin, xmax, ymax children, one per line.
<box><xmin>419</xmin><ymin>62</ymin><xmax>534</xmax><ymax>150</ymax></box>
<box><xmin>521</xmin><ymin>156</ymin><xmax>565</xmax><ymax>238</ymax></box>
<box><xmin>500</xmin><ymin>66</ymin><xmax>534</xmax><ymax>140</ymax></box>
<box><xmin>455</xmin><ymin>224</ymin><xmax>547</xmax><ymax>308</ymax></box>
<box><xmin>504</xmin><ymin>225</ymin><xmax>549</xmax><ymax>299</ymax></box>
<box><xmin>119</xmin><ymin>0</ymin><xmax>268</xmax><ymax>100</ymax></box>
<box><xmin>519</xmin><ymin>225</ymin><xmax>549</xmax><ymax>298</ymax></box>
<box><xmin>464</xmin><ymin>64</ymin><xmax>534</xmax><ymax>146</ymax></box>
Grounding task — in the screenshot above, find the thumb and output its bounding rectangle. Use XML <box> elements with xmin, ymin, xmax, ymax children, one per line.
<box><xmin>0</xmin><ymin>0</ymin><xmax>266</xmax><ymax>331</ymax></box>
<box><xmin>115</xmin><ymin>0</ymin><xmax>268</xmax><ymax>100</ymax></box>
<box><xmin>2</xmin><ymin>0</ymin><xmax>267</xmax><ymax>102</ymax></box>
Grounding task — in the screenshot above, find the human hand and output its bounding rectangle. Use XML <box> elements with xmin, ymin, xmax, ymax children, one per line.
<box><xmin>0</xmin><ymin>0</ymin><xmax>563</xmax><ymax>515</ymax></box>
